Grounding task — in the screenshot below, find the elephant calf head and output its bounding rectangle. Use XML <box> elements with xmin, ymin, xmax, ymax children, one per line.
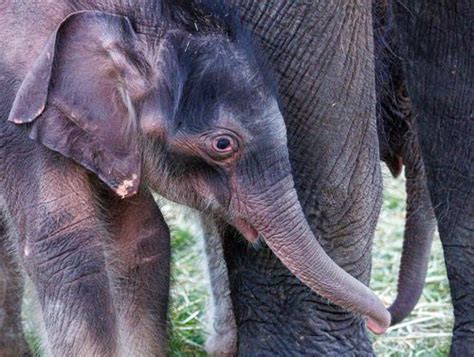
<box><xmin>9</xmin><ymin>2</ymin><xmax>390</xmax><ymax>333</ymax></box>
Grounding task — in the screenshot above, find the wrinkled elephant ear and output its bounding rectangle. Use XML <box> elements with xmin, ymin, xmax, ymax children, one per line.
<box><xmin>9</xmin><ymin>11</ymin><xmax>149</xmax><ymax>198</ymax></box>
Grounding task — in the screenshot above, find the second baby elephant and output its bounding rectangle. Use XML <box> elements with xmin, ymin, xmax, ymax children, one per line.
<box><xmin>0</xmin><ymin>0</ymin><xmax>390</xmax><ymax>355</ymax></box>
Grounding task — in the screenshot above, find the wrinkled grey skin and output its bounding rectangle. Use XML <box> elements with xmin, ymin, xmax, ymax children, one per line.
<box><xmin>377</xmin><ymin>77</ymin><xmax>436</xmax><ymax>325</ymax></box>
<box><xmin>378</xmin><ymin>1</ymin><xmax>473</xmax><ymax>352</ymax></box>
<box><xmin>205</xmin><ymin>64</ymin><xmax>437</xmax><ymax>355</ymax></box>
<box><xmin>374</xmin><ymin>0</ymin><xmax>436</xmax><ymax>326</ymax></box>
<box><xmin>208</xmin><ymin>1</ymin><xmax>385</xmax><ymax>355</ymax></box>
<box><xmin>0</xmin><ymin>214</ymin><xmax>30</xmax><ymax>356</ymax></box>
<box><xmin>205</xmin><ymin>1</ymin><xmax>437</xmax><ymax>351</ymax></box>
<box><xmin>0</xmin><ymin>0</ymin><xmax>391</xmax><ymax>355</ymax></box>
<box><xmin>393</xmin><ymin>2</ymin><xmax>473</xmax><ymax>355</ymax></box>
<box><xmin>205</xmin><ymin>0</ymin><xmax>471</xmax><ymax>356</ymax></box>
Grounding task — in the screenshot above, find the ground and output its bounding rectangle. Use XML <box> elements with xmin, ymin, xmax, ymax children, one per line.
<box><xmin>23</xmin><ymin>167</ymin><xmax>453</xmax><ymax>356</ymax></box>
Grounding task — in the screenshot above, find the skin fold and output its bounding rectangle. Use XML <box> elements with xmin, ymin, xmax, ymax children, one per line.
<box><xmin>0</xmin><ymin>0</ymin><xmax>389</xmax><ymax>355</ymax></box>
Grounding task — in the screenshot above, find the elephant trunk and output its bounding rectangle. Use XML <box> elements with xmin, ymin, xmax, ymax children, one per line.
<box><xmin>388</xmin><ymin>137</ymin><xmax>436</xmax><ymax>325</ymax></box>
<box><xmin>241</xmin><ymin>176</ymin><xmax>391</xmax><ymax>334</ymax></box>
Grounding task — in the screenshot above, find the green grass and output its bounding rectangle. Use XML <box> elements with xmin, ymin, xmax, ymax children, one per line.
<box><xmin>22</xmin><ymin>168</ymin><xmax>453</xmax><ymax>356</ymax></box>
<box><xmin>168</xmin><ymin>227</ymin><xmax>208</xmax><ymax>356</ymax></box>
<box><xmin>158</xmin><ymin>202</ymin><xmax>209</xmax><ymax>356</ymax></box>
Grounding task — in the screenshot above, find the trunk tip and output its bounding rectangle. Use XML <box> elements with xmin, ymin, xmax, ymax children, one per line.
<box><xmin>366</xmin><ymin>310</ymin><xmax>391</xmax><ymax>335</ymax></box>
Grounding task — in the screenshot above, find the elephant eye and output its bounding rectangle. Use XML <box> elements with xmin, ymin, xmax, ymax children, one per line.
<box><xmin>204</xmin><ymin>133</ymin><xmax>240</xmax><ymax>163</ymax></box>
<box><xmin>212</xmin><ymin>135</ymin><xmax>234</xmax><ymax>154</ymax></box>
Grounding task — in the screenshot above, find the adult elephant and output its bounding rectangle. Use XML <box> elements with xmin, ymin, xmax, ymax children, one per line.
<box><xmin>205</xmin><ymin>1</ymin><xmax>472</xmax><ymax>355</ymax></box>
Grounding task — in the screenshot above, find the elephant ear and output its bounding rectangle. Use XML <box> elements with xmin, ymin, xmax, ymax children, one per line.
<box><xmin>8</xmin><ymin>11</ymin><xmax>149</xmax><ymax>198</ymax></box>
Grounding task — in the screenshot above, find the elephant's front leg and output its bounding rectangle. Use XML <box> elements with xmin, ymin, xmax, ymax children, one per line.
<box><xmin>105</xmin><ymin>188</ymin><xmax>170</xmax><ymax>356</ymax></box>
<box><xmin>14</xmin><ymin>169</ymin><xmax>119</xmax><ymax>356</ymax></box>
<box><xmin>0</xmin><ymin>215</ymin><xmax>31</xmax><ymax>356</ymax></box>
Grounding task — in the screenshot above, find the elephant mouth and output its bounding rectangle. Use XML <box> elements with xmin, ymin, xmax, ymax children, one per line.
<box><xmin>232</xmin><ymin>217</ymin><xmax>259</xmax><ymax>243</ymax></box>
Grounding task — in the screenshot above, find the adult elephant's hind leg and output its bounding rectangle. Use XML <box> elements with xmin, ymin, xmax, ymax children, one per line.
<box><xmin>105</xmin><ymin>188</ymin><xmax>170</xmax><ymax>356</ymax></box>
<box><xmin>0</xmin><ymin>214</ymin><xmax>31</xmax><ymax>356</ymax></box>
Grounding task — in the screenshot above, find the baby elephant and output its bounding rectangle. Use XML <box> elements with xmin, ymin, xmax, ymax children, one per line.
<box><xmin>0</xmin><ymin>0</ymin><xmax>390</xmax><ymax>355</ymax></box>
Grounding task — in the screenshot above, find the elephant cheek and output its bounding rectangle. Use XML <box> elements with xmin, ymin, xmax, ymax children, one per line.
<box><xmin>187</xmin><ymin>174</ymin><xmax>231</xmax><ymax>212</ymax></box>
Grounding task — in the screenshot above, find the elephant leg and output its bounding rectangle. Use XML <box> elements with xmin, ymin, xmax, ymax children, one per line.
<box><xmin>7</xmin><ymin>161</ymin><xmax>119</xmax><ymax>356</ymax></box>
<box><xmin>394</xmin><ymin>2</ymin><xmax>474</xmax><ymax>354</ymax></box>
<box><xmin>0</xmin><ymin>212</ymin><xmax>31</xmax><ymax>356</ymax></box>
<box><xmin>201</xmin><ymin>216</ymin><xmax>237</xmax><ymax>357</ymax></box>
<box><xmin>104</xmin><ymin>188</ymin><xmax>170</xmax><ymax>356</ymax></box>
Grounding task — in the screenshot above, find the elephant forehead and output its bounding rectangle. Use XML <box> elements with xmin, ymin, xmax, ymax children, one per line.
<box><xmin>219</xmin><ymin>100</ymin><xmax>286</xmax><ymax>138</ymax></box>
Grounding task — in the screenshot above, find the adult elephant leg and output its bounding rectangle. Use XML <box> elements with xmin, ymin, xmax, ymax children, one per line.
<box><xmin>227</xmin><ymin>1</ymin><xmax>381</xmax><ymax>354</ymax></box>
<box><xmin>0</xmin><ymin>213</ymin><xmax>31</xmax><ymax>356</ymax></box>
<box><xmin>394</xmin><ymin>2</ymin><xmax>474</xmax><ymax>354</ymax></box>
<box><xmin>103</xmin><ymin>187</ymin><xmax>170</xmax><ymax>356</ymax></box>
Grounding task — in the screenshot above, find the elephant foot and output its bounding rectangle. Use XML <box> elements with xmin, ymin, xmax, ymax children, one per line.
<box><xmin>205</xmin><ymin>328</ymin><xmax>237</xmax><ymax>357</ymax></box>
